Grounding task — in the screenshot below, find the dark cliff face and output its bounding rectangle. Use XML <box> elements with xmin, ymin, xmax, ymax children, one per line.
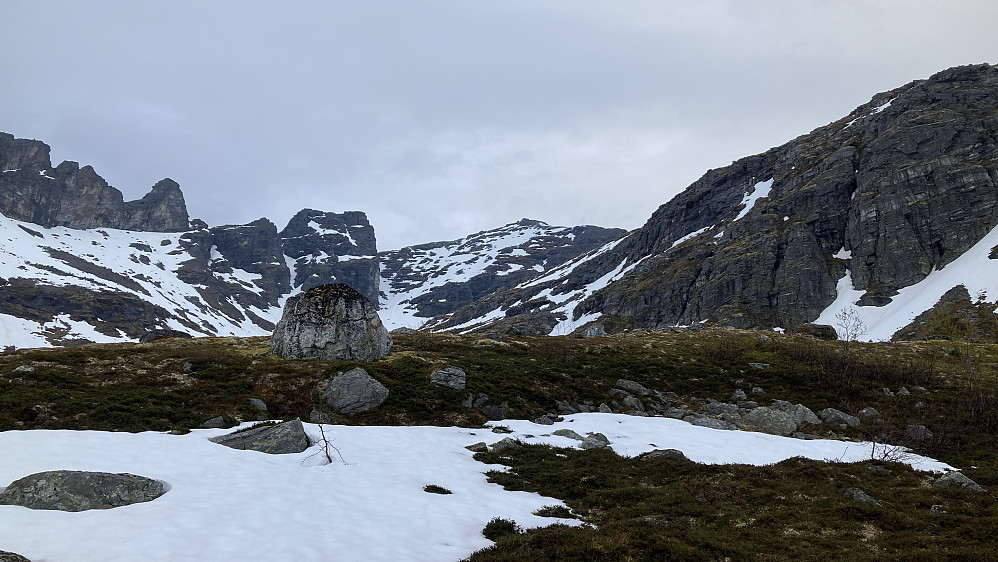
<box><xmin>280</xmin><ymin>209</ymin><xmax>380</xmax><ymax>305</ymax></box>
<box><xmin>0</xmin><ymin>133</ymin><xmax>190</xmax><ymax>232</ymax></box>
<box><xmin>574</xmin><ymin>63</ymin><xmax>998</xmax><ymax>329</ymax></box>
<box><xmin>431</xmin><ymin>63</ymin><xmax>998</xmax><ymax>335</ymax></box>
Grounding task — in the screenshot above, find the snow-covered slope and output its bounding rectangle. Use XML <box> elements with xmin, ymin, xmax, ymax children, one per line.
<box><xmin>0</xmin><ymin>210</ymin><xmax>381</xmax><ymax>348</ymax></box>
<box><xmin>0</xmin><ymin>414</ymin><xmax>951</xmax><ymax>561</ymax></box>
<box><xmin>378</xmin><ymin>219</ymin><xmax>626</xmax><ymax>330</ymax></box>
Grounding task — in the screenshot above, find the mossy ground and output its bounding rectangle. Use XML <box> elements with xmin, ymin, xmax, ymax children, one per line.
<box><xmin>1</xmin><ymin>329</ymin><xmax>996</xmax><ymax>559</ymax></box>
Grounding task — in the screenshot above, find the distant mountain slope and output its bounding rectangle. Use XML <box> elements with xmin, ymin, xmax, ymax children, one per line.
<box><xmin>441</xmin><ymin>63</ymin><xmax>998</xmax><ymax>340</ymax></box>
<box><xmin>378</xmin><ymin>219</ymin><xmax>626</xmax><ymax>331</ymax></box>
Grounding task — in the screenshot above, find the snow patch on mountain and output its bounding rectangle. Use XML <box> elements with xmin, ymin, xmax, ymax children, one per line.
<box><xmin>816</xmin><ymin>222</ymin><xmax>998</xmax><ymax>341</ymax></box>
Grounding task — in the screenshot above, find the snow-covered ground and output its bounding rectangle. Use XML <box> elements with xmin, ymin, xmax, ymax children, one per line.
<box><xmin>0</xmin><ymin>414</ymin><xmax>952</xmax><ymax>561</ymax></box>
<box><xmin>816</xmin><ymin>222</ymin><xmax>998</xmax><ymax>341</ymax></box>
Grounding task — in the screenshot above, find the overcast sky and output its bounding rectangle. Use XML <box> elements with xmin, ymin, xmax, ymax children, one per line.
<box><xmin>2</xmin><ymin>1</ymin><xmax>996</xmax><ymax>250</ymax></box>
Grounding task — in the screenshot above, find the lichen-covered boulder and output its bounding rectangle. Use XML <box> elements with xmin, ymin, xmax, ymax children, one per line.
<box><xmin>0</xmin><ymin>550</ymin><xmax>31</xmax><ymax>562</ymax></box>
<box><xmin>0</xmin><ymin>470</ymin><xmax>166</xmax><ymax>511</ymax></box>
<box><xmin>737</xmin><ymin>407</ymin><xmax>798</xmax><ymax>436</ymax></box>
<box><xmin>430</xmin><ymin>366</ymin><xmax>467</xmax><ymax>389</ymax></box>
<box><xmin>320</xmin><ymin>368</ymin><xmax>389</xmax><ymax>415</ymax></box>
<box><xmin>270</xmin><ymin>283</ymin><xmax>391</xmax><ymax>361</ymax></box>
<box><xmin>209</xmin><ymin>419</ymin><xmax>309</xmax><ymax>454</ymax></box>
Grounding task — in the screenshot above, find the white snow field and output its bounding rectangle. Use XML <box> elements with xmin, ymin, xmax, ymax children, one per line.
<box><xmin>816</xmin><ymin>222</ymin><xmax>998</xmax><ymax>341</ymax></box>
<box><xmin>0</xmin><ymin>414</ymin><xmax>952</xmax><ymax>562</ymax></box>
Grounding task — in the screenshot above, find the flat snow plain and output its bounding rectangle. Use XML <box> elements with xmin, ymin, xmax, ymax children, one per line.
<box><xmin>0</xmin><ymin>414</ymin><xmax>952</xmax><ymax>561</ymax></box>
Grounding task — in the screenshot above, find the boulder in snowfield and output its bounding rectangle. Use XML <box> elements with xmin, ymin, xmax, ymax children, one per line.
<box><xmin>0</xmin><ymin>470</ymin><xmax>165</xmax><ymax>511</ymax></box>
<box><xmin>209</xmin><ymin>419</ymin><xmax>309</xmax><ymax>454</ymax></box>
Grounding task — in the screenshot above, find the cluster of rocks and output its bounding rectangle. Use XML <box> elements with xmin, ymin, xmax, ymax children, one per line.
<box><xmin>542</xmin><ymin>377</ymin><xmax>938</xmax><ymax>444</ymax></box>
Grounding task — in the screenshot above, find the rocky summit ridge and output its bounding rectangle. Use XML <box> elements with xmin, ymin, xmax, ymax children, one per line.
<box><xmin>440</xmin><ymin>63</ymin><xmax>998</xmax><ymax>339</ymax></box>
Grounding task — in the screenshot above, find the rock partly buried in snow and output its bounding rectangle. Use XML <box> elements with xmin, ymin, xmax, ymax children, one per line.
<box><xmin>320</xmin><ymin>368</ymin><xmax>389</xmax><ymax>415</ymax></box>
<box><xmin>580</xmin><ymin>432</ymin><xmax>611</xmax><ymax>449</ymax></box>
<box><xmin>0</xmin><ymin>551</ymin><xmax>31</xmax><ymax>562</ymax></box>
<box><xmin>692</xmin><ymin>418</ymin><xmax>737</xmax><ymax>430</ymax></box>
<box><xmin>430</xmin><ymin>366</ymin><xmax>467</xmax><ymax>389</ymax></box>
<box><xmin>201</xmin><ymin>416</ymin><xmax>228</xmax><ymax>429</ymax></box>
<box><xmin>552</xmin><ymin>429</ymin><xmax>584</xmax><ymax>441</ymax></box>
<box><xmin>0</xmin><ymin>470</ymin><xmax>165</xmax><ymax>511</ymax></box>
<box><xmin>934</xmin><ymin>472</ymin><xmax>985</xmax><ymax>493</ymax></box>
<box><xmin>641</xmin><ymin>449</ymin><xmax>690</xmax><ymax>461</ymax></box>
<box><xmin>209</xmin><ymin>419</ymin><xmax>309</xmax><ymax>454</ymax></box>
<box><xmin>270</xmin><ymin>283</ymin><xmax>392</xmax><ymax>362</ymax></box>
<box><xmin>736</xmin><ymin>407</ymin><xmax>797</xmax><ymax>436</ymax></box>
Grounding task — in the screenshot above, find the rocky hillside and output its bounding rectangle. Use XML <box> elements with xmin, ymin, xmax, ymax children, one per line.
<box><xmin>378</xmin><ymin>219</ymin><xmax>626</xmax><ymax>331</ymax></box>
<box><xmin>442</xmin><ymin>63</ymin><xmax>998</xmax><ymax>339</ymax></box>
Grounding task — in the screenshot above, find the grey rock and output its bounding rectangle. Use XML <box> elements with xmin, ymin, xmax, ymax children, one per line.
<box><xmin>461</xmin><ymin>394</ymin><xmax>474</xmax><ymax>408</ymax></box>
<box><xmin>270</xmin><ymin>283</ymin><xmax>391</xmax><ymax>362</ymax></box>
<box><xmin>905</xmin><ymin>424</ymin><xmax>933</xmax><ymax>442</ymax></box>
<box><xmin>472</xmin><ymin>394</ymin><xmax>489</xmax><ymax>408</ymax></box>
<box><xmin>736</xmin><ymin>400</ymin><xmax>759</xmax><ymax>409</ymax></box>
<box><xmin>757</xmin><ymin>334</ymin><xmax>773</xmax><ymax>343</ymax></box>
<box><xmin>930</xmin><ymin>504</ymin><xmax>946</xmax><ymax>515</ymax></box>
<box><xmin>791</xmin><ymin>432</ymin><xmax>822</xmax><ymax>440</ymax></box>
<box><xmin>182</xmin><ymin>362</ymin><xmax>193</xmax><ymax>373</ymax></box>
<box><xmin>730</xmin><ymin>389</ymin><xmax>748</xmax><ymax>401</ymax></box>
<box><xmin>248</xmin><ymin>398</ymin><xmax>269</xmax><ymax>417</ymax></box>
<box><xmin>490</xmin><ymin>437</ymin><xmax>521</xmax><ymax>453</ymax></box>
<box><xmin>0</xmin><ymin>470</ymin><xmax>165</xmax><ymax>511</ymax></box>
<box><xmin>580</xmin><ymin>432</ymin><xmax>611</xmax><ymax>449</ymax></box>
<box><xmin>867</xmin><ymin>464</ymin><xmax>891</xmax><ymax>473</ymax></box>
<box><xmin>621</xmin><ymin>395</ymin><xmax>645</xmax><ymax>412</ymax></box>
<box><xmin>597</xmin><ymin>402</ymin><xmax>613</xmax><ymax>413</ymax></box>
<box><xmin>748</xmin><ymin>363</ymin><xmax>769</xmax><ymax>370</ymax></box>
<box><xmin>465</xmin><ymin>442</ymin><xmax>488</xmax><ymax>453</ymax></box>
<box><xmin>934</xmin><ymin>472</ymin><xmax>985</xmax><ymax>493</ymax></box>
<box><xmin>553</xmin><ymin>429</ymin><xmax>584</xmax><ymax>441</ymax></box>
<box><xmin>789</xmin><ymin>404</ymin><xmax>821</xmax><ymax>426</ymax></box>
<box><xmin>641</xmin><ymin>449</ymin><xmax>690</xmax><ymax>461</ymax></box>
<box><xmin>430</xmin><ymin>366</ymin><xmax>467</xmax><ymax>389</ymax></box>
<box><xmin>858</xmin><ymin>407</ymin><xmax>880</xmax><ymax>418</ymax></box>
<box><xmin>883</xmin><ymin>388</ymin><xmax>895</xmax><ymax>396</ymax></box>
<box><xmin>819</xmin><ymin>408</ymin><xmax>860</xmax><ymax>428</ymax></box>
<box><xmin>309</xmin><ymin>409</ymin><xmax>331</xmax><ymax>424</ymax></box>
<box><xmin>320</xmin><ymin>367</ymin><xmax>389</xmax><ymax>415</ymax></box>
<box><xmin>707</xmin><ymin>402</ymin><xmax>739</xmax><ymax>416</ymax></box>
<box><xmin>0</xmin><ymin>551</ymin><xmax>31</xmax><ymax>562</ymax></box>
<box><xmin>533</xmin><ymin>416</ymin><xmax>555</xmax><ymax>426</ymax></box>
<box><xmin>843</xmin><ymin>487</ymin><xmax>882</xmax><ymax>507</ymax></box>
<box><xmin>12</xmin><ymin>365</ymin><xmax>34</xmax><ymax>373</ymax></box>
<box><xmin>736</xmin><ymin>407</ymin><xmax>797</xmax><ymax>436</ymax></box>
<box><xmin>897</xmin><ymin>387</ymin><xmax>911</xmax><ymax>396</ymax></box>
<box><xmin>209</xmin><ymin>419</ymin><xmax>309</xmax><ymax>454</ymax></box>
<box><xmin>555</xmin><ymin>399</ymin><xmax>578</xmax><ymax>415</ymax></box>
<box><xmin>616</xmin><ymin>379</ymin><xmax>651</xmax><ymax>396</ymax></box>
<box><xmin>481</xmin><ymin>404</ymin><xmax>508</xmax><ymax>421</ymax></box>
<box><xmin>201</xmin><ymin>416</ymin><xmax>227</xmax><ymax>429</ymax></box>
<box><xmin>691</xmin><ymin>418</ymin><xmax>737</xmax><ymax>430</ymax></box>
<box><xmin>664</xmin><ymin>408</ymin><xmax>687</xmax><ymax>419</ymax></box>
<box><xmin>751</xmin><ymin>386</ymin><xmax>765</xmax><ymax>395</ymax></box>
<box><xmin>491</xmin><ymin>426</ymin><xmax>513</xmax><ymax>434</ymax></box>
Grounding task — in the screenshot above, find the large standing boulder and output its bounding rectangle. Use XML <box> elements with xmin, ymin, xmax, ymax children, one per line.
<box><xmin>270</xmin><ymin>283</ymin><xmax>391</xmax><ymax>361</ymax></box>
<box><xmin>320</xmin><ymin>367</ymin><xmax>390</xmax><ymax>415</ymax></box>
<box><xmin>0</xmin><ymin>470</ymin><xmax>166</xmax><ymax>511</ymax></box>
<box><xmin>209</xmin><ymin>419</ymin><xmax>309</xmax><ymax>454</ymax></box>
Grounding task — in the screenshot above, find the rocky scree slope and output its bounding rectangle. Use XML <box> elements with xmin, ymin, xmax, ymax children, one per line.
<box><xmin>378</xmin><ymin>219</ymin><xmax>626</xmax><ymax>332</ymax></box>
<box><xmin>0</xmin><ymin>135</ymin><xmax>383</xmax><ymax>347</ymax></box>
<box><xmin>441</xmin><ymin>64</ymin><xmax>998</xmax><ymax>338</ymax></box>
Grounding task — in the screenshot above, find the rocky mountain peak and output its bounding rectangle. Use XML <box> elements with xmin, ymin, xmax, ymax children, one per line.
<box><xmin>0</xmin><ymin>132</ymin><xmax>190</xmax><ymax>232</ymax></box>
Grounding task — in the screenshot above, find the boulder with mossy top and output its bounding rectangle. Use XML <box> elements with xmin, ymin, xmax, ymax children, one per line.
<box><xmin>270</xmin><ymin>283</ymin><xmax>391</xmax><ymax>361</ymax></box>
